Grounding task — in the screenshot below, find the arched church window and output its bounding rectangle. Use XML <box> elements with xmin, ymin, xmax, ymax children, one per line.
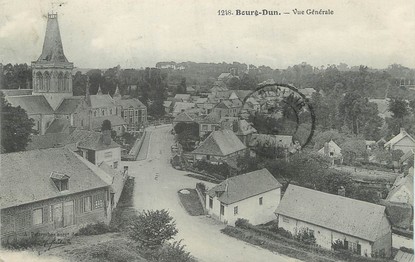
<box><xmin>58</xmin><ymin>72</ymin><xmax>64</xmax><ymax>91</ymax></box>
<box><xmin>36</xmin><ymin>72</ymin><xmax>43</xmax><ymax>91</ymax></box>
<box><xmin>44</xmin><ymin>71</ymin><xmax>51</xmax><ymax>91</ymax></box>
<box><xmin>64</xmin><ymin>72</ymin><xmax>70</xmax><ymax>91</ymax></box>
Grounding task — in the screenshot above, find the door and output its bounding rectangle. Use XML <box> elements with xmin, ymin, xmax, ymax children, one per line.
<box><xmin>220</xmin><ymin>204</ymin><xmax>225</xmax><ymax>220</ymax></box>
<box><xmin>87</xmin><ymin>150</ymin><xmax>95</xmax><ymax>164</ymax></box>
<box><xmin>63</xmin><ymin>201</ymin><xmax>74</xmax><ymax>227</ymax></box>
<box><xmin>53</xmin><ymin>203</ymin><xmax>63</xmax><ymax>229</ymax></box>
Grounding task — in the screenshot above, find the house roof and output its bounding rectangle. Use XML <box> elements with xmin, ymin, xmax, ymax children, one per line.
<box><xmin>6</xmin><ymin>95</ymin><xmax>54</xmax><ymax>115</ymax></box>
<box><xmin>66</xmin><ymin>129</ymin><xmax>120</xmax><ymax>151</ymax></box>
<box><xmin>191</xmin><ymin>130</ymin><xmax>246</xmax><ymax>156</ymax></box>
<box><xmin>394</xmin><ymin>250</ymin><xmax>414</xmax><ymax>262</ymax></box>
<box><xmin>36</xmin><ymin>14</ymin><xmax>69</xmax><ymax>63</ymax></box>
<box><xmin>1</xmin><ymin>89</ymin><xmax>33</xmax><ymax>97</ymax></box>
<box><xmin>0</xmin><ymin>148</ymin><xmax>109</xmax><ymax>209</ymax></box>
<box><xmin>400</xmin><ymin>149</ymin><xmax>414</xmax><ymax>163</ymax></box>
<box><xmin>386</xmin><ymin>171</ymin><xmax>414</xmax><ymax>204</ymax></box>
<box><xmin>207</xmin><ymin>168</ymin><xmax>281</xmax><ymax>205</ymax></box>
<box><xmin>174</xmin><ymin>111</ymin><xmax>196</xmax><ymax>123</ymax></box>
<box><xmin>90</xmin><ymin>94</ymin><xmax>115</xmax><ymax>108</ymax></box>
<box><xmin>45</xmin><ymin>118</ymin><xmax>71</xmax><ymax>134</ymax></box>
<box><xmin>384</xmin><ymin>129</ymin><xmax>415</xmax><ymax>148</ymax></box>
<box><xmin>199</xmin><ymin>111</ymin><xmax>221</xmax><ymax>124</ymax></box>
<box><xmin>174</xmin><ymin>94</ymin><xmax>191</xmax><ymax>101</ymax></box>
<box><xmin>115</xmin><ymin>98</ymin><xmax>146</xmax><ymax>109</ymax></box>
<box><xmin>218</xmin><ymin>73</ymin><xmax>231</xmax><ymax>80</ymax></box>
<box><xmin>275</xmin><ymin>185</ymin><xmax>389</xmax><ymax>242</ymax></box>
<box><xmin>91</xmin><ymin>115</ymin><xmax>127</xmax><ymax>130</ymax></box>
<box><xmin>249</xmin><ymin>134</ymin><xmax>293</xmax><ymax>148</ymax></box>
<box><xmin>26</xmin><ymin>133</ymin><xmax>69</xmax><ymax>151</ymax></box>
<box><xmin>172</xmin><ymin>102</ymin><xmax>195</xmax><ymax>113</ymax></box>
<box><xmin>55</xmin><ymin>97</ymin><xmax>84</xmax><ymax>114</ymax></box>
<box><xmin>318</xmin><ymin>140</ymin><xmax>342</xmax><ymax>155</ymax></box>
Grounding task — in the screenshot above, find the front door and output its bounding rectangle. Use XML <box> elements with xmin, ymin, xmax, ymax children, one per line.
<box><xmin>63</xmin><ymin>201</ymin><xmax>74</xmax><ymax>227</ymax></box>
<box><xmin>220</xmin><ymin>203</ymin><xmax>225</xmax><ymax>220</ymax></box>
<box><xmin>53</xmin><ymin>203</ymin><xmax>63</xmax><ymax>229</ymax></box>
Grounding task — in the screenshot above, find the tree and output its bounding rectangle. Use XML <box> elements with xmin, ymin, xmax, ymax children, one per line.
<box><xmin>128</xmin><ymin>209</ymin><xmax>178</xmax><ymax>249</ymax></box>
<box><xmin>176</xmin><ymin>77</ymin><xmax>187</xmax><ymax>94</ymax></box>
<box><xmin>1</xmin><ymin>92</ymin><xmax>35</xmax><ymax>153</ymax></box>
<box><xmin>340</xmin><ymin>138</ymin><xmax>367</xmax><ymax>164</ymax></box>
<box><xmin>389</xmin><ymin>98</ymin><xmax>408</xmax><ymax>119</ymax></box>
<box><xmin>174</xmin><ymin>122</ymin><xmax>199</xmax><ymax>151</ymax></box>
<box><xmin>101</xmin><ymin>119</ymin><xmax>112</xmax><ymax>131</ymax></box>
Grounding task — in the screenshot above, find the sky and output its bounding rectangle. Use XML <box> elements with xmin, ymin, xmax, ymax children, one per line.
<box><xmin>0</xmin><ymin>0</ymin><xmax>414</xmax><ymax>69</ymax></box>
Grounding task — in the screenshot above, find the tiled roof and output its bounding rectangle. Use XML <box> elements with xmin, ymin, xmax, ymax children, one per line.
<box><xmin>90</xmin><ymin>94</ymin><xmax>116</xmax><ymax>108</ymax></box>
<box><xmin>218</xmin><ymin>73</ymin><xmax>231</xmax><ymax>80</ymax></box>
<box><xmin>394</xmin><ymin>250</ymin><xmax>414</xmax><ymax>262</ymax></box>
<box><xmin>26</xmin><ymin>133</ymin><xmax>69</xmax><ymax>150</ymax></box>
<box><xmin>115</xmin><ymin>98</ymin><xmax>146</xmax><ymax>109</ymax></box>
<box><xmin>45</xmin><ymin>118</ymin><xmax>71</xmax><ymax>134</ymax></box>
<box><xmin>199</xmin><ymin>111</ymin><xmax>221</xmax><ymax>124</ymax></box>
<box><xmin>1</xmin><ymin>89</ymin><xmax>33</xmax><ymax>97</ymax></box>
<box><xmin>0</xmin><ymin>148</ymin><xmax>109</xmax><ymax>209</ymax></box>
<box><xmin>275</xmin><ymin>185</ymin><xmax>389</xmax><ymax>242</ymax></box>
<box><xmin>91</xmin><ymin>115</ymin><xmax>127</xmax><ymax>130</ymax></box>
<box><xmin>384</xmin><ymin>130</ymin><xmax>415</xmax><ymax>148</ymax></box>
<box><xmin>172</xmin><ymin>102</ymin><xmax>195</xmax><ymax>114</ymax></box>
<box><xmin>6</xmin><ymin>95</ymin><xmax>54</xmax><ymax>115</ymax></box>
<box><xmin>55</xmin><ymin>97</ymin><xmax>83</xmax><ymax>114</ymax></box>
<box><xmin>386</xmin><ymin>171</ymin><xmax>414</xmax><ymax>204</ymax></box>
<box><xmin>381</xmin><ymin>201</ymin><xmax>413</xmax><ymax>230</ymax></box>
<box><xmin>173</xmin><ymin>112</ymin><xmax>196</xmax><ymax>123</ymax></box>
<box><xmin>37</xmin><ymin>15</ymin><xmax>69</xmax><ymax>63</ymax></box>
<box><xmin>66</xmin><ymin>129</ymin><xmax>120</xmax><ymax>151</ymax></box>
<box><xmin>207</xmin><ymin>168</ymin><xmax>281</xmax><ymax>204</ymax></box>
<box><xmin>191</xmin><ymin>130</ymin><xmax>246</xmax><ymax>156</ymax></box>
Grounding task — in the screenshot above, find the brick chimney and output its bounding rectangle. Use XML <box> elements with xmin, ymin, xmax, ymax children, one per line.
<box><xmin>400</xmin><ymin>128</ymin><xmax>407</xmax><ymax>135</ymax></box>
<box><xmin>102</xmin><ymin>130</ymin><xmax>112</xmax><ymax>145</ymax></box>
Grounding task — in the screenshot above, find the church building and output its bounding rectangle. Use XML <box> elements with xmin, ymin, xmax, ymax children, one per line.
<box><xmin>2</xmin><ymin>13</ymin><xmax>147</xmax><ymax>136</ymax></box>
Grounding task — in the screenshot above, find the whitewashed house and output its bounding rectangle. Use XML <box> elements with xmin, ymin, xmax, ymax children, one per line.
<box><xmin>206</xmin><ymin>168</ymin><xmax>282</xmax><ymax>226</ymax></box>
<box><xmin>318</xmin><ymin>140</ymin><xmax>343</xmax><ymax>164</ymax></box>
<box><xmin>384</xmin><ymin>128</ymin><xmax>415</xmax><ymax>154</ymax></box>
<box><xmin>275</xmin><ymin>185</ymin><xmax>392</xmax><ymax>258</ymax></box>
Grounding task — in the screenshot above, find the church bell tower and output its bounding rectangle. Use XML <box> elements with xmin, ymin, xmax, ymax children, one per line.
<box><xmin>32</xmin><ymin>13</ymin><xmax>73</xmax><ymax>110</ymax></box>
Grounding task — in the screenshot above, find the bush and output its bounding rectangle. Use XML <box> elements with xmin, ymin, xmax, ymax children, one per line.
<box><xmin>332</xmin><ymin>239</ymin><xmax>347</xmax><ymax>251</ymax></box>
<box><xmin>1</xmin><ymin>235</ymin><xmax>45</xmax><ymax>250</ymax></box>
<box><xmin>294</xmin><ymin>228</ymin><xmax>316</xmax><ymax>245</ymax></box>
<box><xmin>156</xmin><ymin>240</ymin><xmax>195</xmax><ymax>262</ymax></box>
<box><xmin>128</xmin><ymin>209</ymin><xmax>178</xmax><ymax>249</ymax></box>
<box><xmin>235</xmin><ymin>218</ymin><xmax>251</xmax><ymax>229</ymax></box>
<box><xmin>276</xmin><ymin>227</ymin><xmax>293</xmax><ymax>239</ymax></box>
<box><xmin>77</xmin><ymin>222</ymin><xmax>113</xmax><ymax>236</ymax></box>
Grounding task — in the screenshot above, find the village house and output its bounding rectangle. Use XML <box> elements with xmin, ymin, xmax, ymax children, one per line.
<box><xmin>386</xmin><ymin>168</ymin><xmax>414</xmax><ymax>205</ymax></box>
<box><xmin>220</xmin><ymin>118</ymin><xmax>257</xmax><ymax>146</ymax></box>
<box><xmin>206</xmin><ymin>168</ymin><xmax>282</xmax><ymax>226</ymax></box>
<box><xmin>113</xmin><ymin>86</ymin><xmax>147</xmax><ymax>132</ymax></box>
<box><xmin>318</xmin><ymin>140</ymin><xmax>343</xmax><ymax>165</ymax></box>
<box><xmin>172</xmin><ymin>102</ymin><xmax>196</xmax><ymax>117</ymax></box>
<box><xmin>275</xmin><ymin>185</ymin><xmax>392</xmax><ymax>258</ymax></box>
<box><xmin>384</xmin><ymin>128</ymin><xmax>415</xmax><ymax>154</ymax></box>
<box><xmin>198</xmin><ymin>111</ymin><xmax>221</xmax><ymax>138</ymax></box>
<box><xmin>190</xmin><ymin>129</ymin><xmax>247</xmax><ymax>166</ymax></box>
<box><xmin>172</xmin><ymin>111</ymin><xmax>199</xmax><ymax>127</ymax></box>
<box><xmin>0</xmin><ymin>148</ymin><xmax>114</xmax><ymax>242</ymax></box>
<box><xmin>212</xmin><ymin>99</ymin><xmax>242</xmax><ymax>118</ymax></box>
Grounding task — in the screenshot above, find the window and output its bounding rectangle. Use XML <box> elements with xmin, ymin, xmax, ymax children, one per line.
<box><xmin>33</xmin><ymin>208</ymin><xmax>43</xmax><ymax>225</ymax></box>
<box><xmin>259</xmin><ymin>197</ymin><xmax>263</xmax><ymax>205</ymax></box>
<box><xmin>109</xmin><ymin>109</ymin><xmax>112</xmax><ymax>115</ymax></box>
<box><xmin>329</xmin><ymin>152</ymin><xmax>334</xmax><ymax>156</ymax></box>
<box><xmin>94</xmin><ymin>194</ymin><xmax>104</xmax><ymax>209</ymax></box>
<box><xmin>101</xmin><ymin>109</ymin><xmax>105</xmax><ymax>116</ymax></box>
<box><xmin>104</xmin><ymin>151</ymin><xmax>113</xmax><ymax>158</ymax></box>
<box><xmin>114</xmin><ymin>161</ymin><xmax>118</xmax><ymax>168</ymax></box>
<box><xmin>61</xmin><ymin>179</ymin><xmax>68</xmax><ymax>191</ymax></box>
<box><xmin>83</xmin><ymin>196</ymin><xmax>92</xmax><ymax>212</ymax></box>
<box><xmin>282</xmin><ymin>217</ymin><xmax>289</xmax><ymax>223</ymax></box>
<box><xmin>135</xmin><ymin>110</ymin><xmax>138</xmax><ymax>116</ymax></box>
<box><xmin>209</xmin><ymin>197</ymin><xmax>213</xmax><ymax>209</ymax></box>
<box><xmin>348</xmin><ymin>242</ymin><xmax>360</xmax><ymax>254</ymax></box>
<box><xmin>234</xmin><ymin>206</ymin><xmax>238</xmax><ymax>215</ymax></box>
<box><xmin>220</xmin><ymin>204</ymin><xmax>225</xmax><ymax>216</ymax></box>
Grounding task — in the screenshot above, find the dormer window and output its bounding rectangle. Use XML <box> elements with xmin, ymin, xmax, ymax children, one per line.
<box><xmin>50</xmin><ymin>172</ymin><xmax>70</xmax><ymax>192</ymax></box>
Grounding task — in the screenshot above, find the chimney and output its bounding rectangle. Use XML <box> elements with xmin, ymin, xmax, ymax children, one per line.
<box><xmin>338</xmin><ymin>186</ymin><xmax>346</xmax><ymax>197</ymax></box>
<box><xmin>102</xmin><ymin>130</ymin><xmax>112</xmax><ymax>145</ymax></box>
<box><xmin>400</xmin><ymin>128</ymin><xmax>406</xmax><ymax>135</ymax></box>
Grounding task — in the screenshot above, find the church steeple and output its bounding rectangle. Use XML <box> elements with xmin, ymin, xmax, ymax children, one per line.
<box><xmin>97</xmin><ymin>85</ymin><xmax>103</xmax><ymax>95</ymax></box>
<box><xmin>37</xmin><ymin>13</ymin><xmax>68</xmax><ymax>63</ymax></box>
<box><xmin>32</xmin><ymin>12</ymin><xmax>74</xmax><ymax>110</ymax></box>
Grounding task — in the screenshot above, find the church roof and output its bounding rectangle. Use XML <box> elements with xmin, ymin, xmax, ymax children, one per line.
<box><xmin>45</xmin><ymin>118</ymin><xmax>71</xmax><ymax>134</ymax></box>
<box><xmin>115</xmin><ymin>98</ymin><xmax>146</xmax><ymax>109</ymax></box>
<box><xmin>1</xmin><ymin>89</ymin><xmax>33</xmax><ymax>97</ymax></box>
<box><xmin>6</xmin><ymin>95</ymin><xmax>54</xmax><ymax>115</ymax></box>
<box><xmin>90</xmin><ymin>94</ymin><xmax>116</xmax><ymax>108</ymax></box>
<box><xmin>37</xmin><ymin>13</ymin><xmax>69</xmax><ymax>63</ymax></box>
<box><xmin>55</xmin><ymin>97</ymin><xmax>84</xmax><ymax>114</ymax></box>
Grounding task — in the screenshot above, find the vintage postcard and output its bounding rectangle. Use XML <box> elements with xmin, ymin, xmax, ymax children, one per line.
<box><xmin>0</xmin><ymin>0</ymin><xmax>414</xmax><ymax>261</ymax></box>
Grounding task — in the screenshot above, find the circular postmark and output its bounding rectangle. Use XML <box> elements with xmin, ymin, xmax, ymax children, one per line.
<box><xmin>240</xmin><ymin>82</ymin><xmax>316</xmax><ymax>150</ymax></box>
